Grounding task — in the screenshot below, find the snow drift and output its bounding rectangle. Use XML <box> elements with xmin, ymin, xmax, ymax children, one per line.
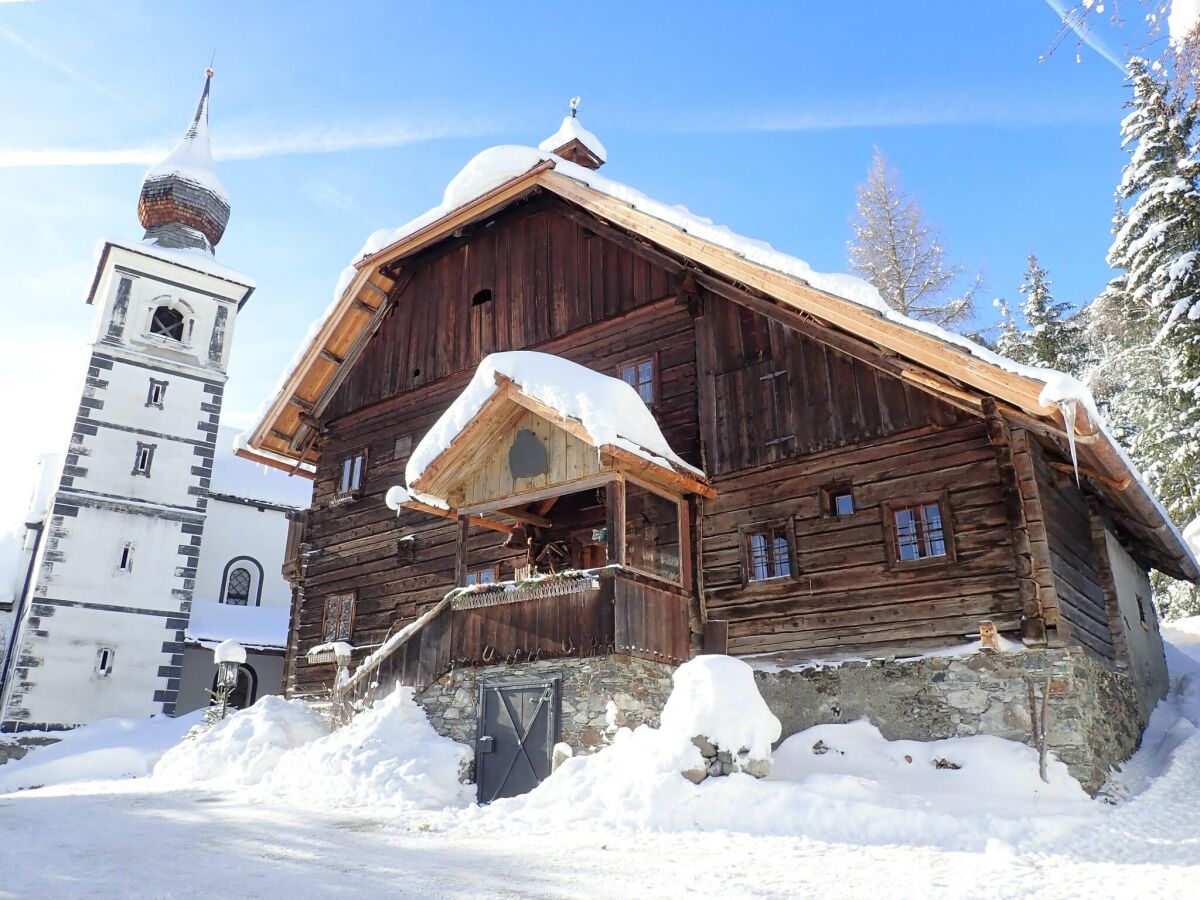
<box><xmin>0</xmin><ymin>712</ymin><xmax>202</xmax><ymax>793</ymax></box>
<box><xmin>154</xmin><ymin>696</ymin><xmax>326</xmax><ymax>787</ymax></box>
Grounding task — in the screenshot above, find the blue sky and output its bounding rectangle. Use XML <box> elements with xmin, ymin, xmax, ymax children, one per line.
<box><xmin>0</xmin><ymin>0</ymin><xmax>1158</xmax><ymax>523</ymax></box>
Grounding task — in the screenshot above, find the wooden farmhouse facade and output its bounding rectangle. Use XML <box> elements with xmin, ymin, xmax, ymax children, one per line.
<box><xmin>242</xmin><ymin>124</ymin><xmax>1198</xmax><ymax>797</ymax></box>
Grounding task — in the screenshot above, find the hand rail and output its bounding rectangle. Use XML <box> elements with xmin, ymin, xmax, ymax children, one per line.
<box><xmin>336</xmin><ymin>595</ymin><xmax>451</xmax><ymax>700</ymax></box>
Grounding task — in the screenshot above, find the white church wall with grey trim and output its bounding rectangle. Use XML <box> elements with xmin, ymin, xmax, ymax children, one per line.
<box><xmin>0</xmin><ymin>70</ymin><xmax>307</xmax><ymax>733</ymax></box>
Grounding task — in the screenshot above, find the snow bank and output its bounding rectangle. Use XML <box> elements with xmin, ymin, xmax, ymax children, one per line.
<box><xmin>406</xmin><ymin>350</ymin><xmax>699</xmax><ymax>490</ymax></box>
<box><xmin>659</xmin><ymin>655</ymin><xmax>780</xmax><ymax>759</ymax></box>
<box><xmin>259</xmin><ymin>685</ymin><xmax>474</xmax><ymax>811</ymax></box>
<box><xmin>0</xmin><ymin>713</ymin><xmax>202</xmax><ymax>793</ymax></box>
<box><xmin>470</xmin><ymin>718</ymin><xmax>1090</xmax><ymax>847</ymax></box>
<box><xmin>153</xmin><ymin>696</ymin><xmax>326</xmax><ymax>787</ymax></box>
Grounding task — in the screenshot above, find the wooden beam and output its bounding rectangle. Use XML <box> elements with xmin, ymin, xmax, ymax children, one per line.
<box><xmin>397</xmin><ymin>499</ymin><xmax>516</xmax><ymax>534</ymax></box>
<box><xmin>454</xmin><ymin>516</ymin><xmax>469</xmax><ymax>587</ymax></box>
<box><xmin>496</xmin><ymin>506</ymin><xmax>553</xmax><ymax>528</ymax></box>
<box><xmin>458</xmin><ymin>473</ymin><xmax>615</xmax><ymax>517</ymax></box>
<box><xmin>318</xmin><ymin>349</ymin><xmax>344</xmax><ymax>366</ymax></box>
<box><xmin>354</xmin><ymin>298</ymin><xmax>379</xmax><ymax>314</ymax></box>
<box><xmin>287</xmin><ymin>395</ymin><xmax>315</xmax><ymax>413</ymax></box>
<box><xmin>1047</xmin><ymin>460</ymin><xmax>1133</xmax><ymax>492</ymax></box>
<box><xmin>234</xmin><ymin>446</ymin><xmax>316</xmax><ymax>480</ymax></box>
<box><xmin>600</xmin><ymin>445</ymin><xmax>716</xmax><ymax>499</ymax></box>
<box><xmin>606</xmin><ymin>474</ymin><xmax>626</xmax><ymax>566</ymax></box>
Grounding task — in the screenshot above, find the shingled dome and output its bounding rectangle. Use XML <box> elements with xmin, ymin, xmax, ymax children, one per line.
<box><xmin>137</xmin><ymin>69</ymin><xmax>231</xmax><ymax>254</ymax></box>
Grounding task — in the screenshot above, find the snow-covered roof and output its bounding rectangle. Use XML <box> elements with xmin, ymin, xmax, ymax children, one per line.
<box><xmin>538</xmin><ymin>115</ymin><xmax>608</xmax><ymax>163</ymax></box>
<box><xmin>209</xmin><ymin>427</ymin><xmax>311</xmax><ymax>509</ymax></box>
<box><xmin>407</xmin><ymin>352</ymin><xmax>700</xmax><ymax>492</ymax></box>
<box><xmin>243</xmin><ymin>135</ymin><xmax>1200</xmax><ymax>581</ymax></box>
<box><xmin>141</xmin><ymin>93</ymin><xmax>229</xmax><ymax>208</ymax></box>
<box><xmin>184</xmin><ymin>599</ymin><xmax>289</xmax><ymax>651</ymax></box>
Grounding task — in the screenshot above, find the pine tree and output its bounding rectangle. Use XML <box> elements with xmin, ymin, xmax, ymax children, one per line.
<box><xmin>1017</xmin><ymin>255</ymin><xmax>1087</xmax><ymax>374</ymax></box>
<box><xmin>992</xmin><ymin>296</ymin><xmax>1025</xmax><ymax>362</ymax></box>
<box><xmin>1091</xmin><ymin>56</ymin><xmax>1200</xmax><ymax>618</ymax></box>
<box><xmin>848</xmin><ymin>148</ymin><xmax>980</xmax><ymax>329</ymax></box>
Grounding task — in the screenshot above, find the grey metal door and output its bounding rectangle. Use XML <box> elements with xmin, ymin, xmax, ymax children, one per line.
<box><xmin>475</xmin><ymin>675</ymin><xmax>561</xmax><ymax>803</ymax></box>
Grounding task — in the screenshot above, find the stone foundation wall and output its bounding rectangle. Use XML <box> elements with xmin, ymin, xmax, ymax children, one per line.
<box><xmin>416</xmin><ymin>654</ymin><xmax>675</xmax><ymax>761</ymax></box>
<box><xmin>754</xmin><ymin>647</ymin><xmax>1149</xmax><ymax>793</ymax></box>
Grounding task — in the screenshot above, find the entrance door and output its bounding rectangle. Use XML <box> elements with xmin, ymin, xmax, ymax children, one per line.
<box><xmin>475</xmin><ymin>675</ymin><xmax>561</xmax><ymax>803</ymax></box>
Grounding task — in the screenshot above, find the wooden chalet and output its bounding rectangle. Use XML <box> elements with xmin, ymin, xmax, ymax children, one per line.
<box><xmin>242</xmin><ymin>121</ymin><xmax>1198</xmax><ymax>795</ymax></box>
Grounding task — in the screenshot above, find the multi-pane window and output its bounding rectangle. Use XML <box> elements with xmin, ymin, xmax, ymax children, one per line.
<box><xmin>149</xmin><ymin>306</ymin><xmax>185</xmax><ymax>341</ymax></box>
<box><xmin>892</xmin><ymin>502</ymin><xmax>948</xmax><ymax>562</ymax></box>
<box><xmin>132</xmin><ymin>442</ymin><xmax>155</xmax><ymax>477</ymax></box>
<box><xmin>337</xmin><ymin>451</ymin><xmax>367</xmax><ymax>498</ymax></box>
<box><xmin>146</xmin><ymin>378</ymin><xmax>167</xmax><ymax>409</ymax></box>
<box><xmin>745</xmin><ymin>524</ymin><xmax>792</xmax><ymax>581</ymax></box>
<box><xmin>465</xmin><ymin>566</ymin><xmax>498</xmax><ymax>587</ymax></box>
<box><xmin>322</xmin><ymin>593</ymin><xmax>356</xmax><ymax>643</ymax></box>
<box><xmin>225</xmin><ymin>567</ymin><xmax>252</xmax><ymax>605</ymax></box>
<box><xmin>619</xmin><ymin>357</ymin><xmax>656</xmax><ymax>407</ymax></box>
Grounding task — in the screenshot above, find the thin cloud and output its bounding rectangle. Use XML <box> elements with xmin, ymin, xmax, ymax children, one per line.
<box><xmin>1042</xmin><ymin>0</ymin><xmax>1127</xmax><ymax>72</ymax></box>
<box><xmin>0</xmin><ymin>117</ymin><xmax>499</xmax><ymax>169</ymax></box>
<box><xmin>0</xmin><ymin>25</ymin><xmax>131</xmax><ymax>106</ymax></box>
<box><xmin>673</xmin><ymin>95</ymin><xmax>1116</xmax><ymax>134</ymax></box>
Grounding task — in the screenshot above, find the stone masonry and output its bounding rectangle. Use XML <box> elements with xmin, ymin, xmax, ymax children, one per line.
<box><xmin>416</xmin><ymin>654</ymin><xmax>675</xmax><ymax>767</ymax></box>
<box><xmin>414</xmin><ymin>647</ymin><xmax>1151</xmax><ymax>795</ymax></box>
<box><xmin>754</xmin><ymin>647</ymin><xmax>1151</xmax><ymax>794</ymax></box>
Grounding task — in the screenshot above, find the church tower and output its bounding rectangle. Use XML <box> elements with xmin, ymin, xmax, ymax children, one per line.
<box><xmin>0</xmin><ymin>71</ymin><xmax>255</xmax><ymax>731</ymax></box>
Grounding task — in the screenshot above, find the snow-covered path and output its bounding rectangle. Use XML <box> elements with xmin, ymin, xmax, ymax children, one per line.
<box><xmin>1</xmin><ymin>771</ymin><xmax>1198</xmax><ymax>899</ymax></box>
<box><xmin>3</xmin><ymin>624</ymin><xmax>1200</xmax><ymax>899</ymax></box>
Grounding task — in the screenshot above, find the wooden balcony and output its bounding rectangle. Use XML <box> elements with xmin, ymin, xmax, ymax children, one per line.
<box><xmin>340</xmin><ymin>567</ymin><xmax>691</xmax><ymax>705</ymax></box>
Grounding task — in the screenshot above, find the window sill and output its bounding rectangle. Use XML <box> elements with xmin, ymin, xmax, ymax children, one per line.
<box><xmin>888</xmin><ymin>554</ymin><xmax>953</xmax><ymax>571</ymax></box>
<box><xmin>328</xmin><ymin>492</ymin><xmax>362</xmax><ymax>507</ymax></box>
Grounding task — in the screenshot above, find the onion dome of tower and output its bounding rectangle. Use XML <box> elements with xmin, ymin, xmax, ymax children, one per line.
<box><xmin>137</xmin><ymin>69</ymin><xmax>231</xmax><ymax>254</ymax></box>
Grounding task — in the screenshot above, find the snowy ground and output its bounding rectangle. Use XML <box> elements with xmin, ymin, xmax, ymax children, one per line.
<box><xmin>3</xmin><ymin>627</ymin><xmax>1200</xmax><ymax>899</ymax></box>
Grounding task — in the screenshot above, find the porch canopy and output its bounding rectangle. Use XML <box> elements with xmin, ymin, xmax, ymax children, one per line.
<box><xmin>386</xmin><ymin>351</ymin><xmax>714</xmax><ymax>589</ymax></box>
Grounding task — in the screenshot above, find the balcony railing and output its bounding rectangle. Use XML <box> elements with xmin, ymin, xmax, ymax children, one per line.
<box><xmin>337</xmin><ymin>566</ymin><xmax>691</xmax><ymax>711</ymax></box>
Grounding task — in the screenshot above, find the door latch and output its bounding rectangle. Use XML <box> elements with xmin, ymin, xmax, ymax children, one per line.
<box><xmin>477</xmin><ymin>735</ymin><xmax>495</xmax><ymax>754</ymax></box>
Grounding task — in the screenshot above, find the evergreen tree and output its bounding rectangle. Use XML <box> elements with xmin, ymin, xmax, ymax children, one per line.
<box><xmin>1017</xmin><ymin>255</ymin><xmax>1087</xmax><ymax>374</ymax></box>
<box><xmin>848</xmin><ymin>148</ymin><xmax>981</xmax><ymax>329</ymax></box>
<box><xmin>992</xmin><ymin>296</ymin><xmax>1025</xmax><ymax>362</ymax></box>
<box><xmin>1091</xmin><ymin>56</ymin><xmax>1200</xmax><ymax>618</ymax></box>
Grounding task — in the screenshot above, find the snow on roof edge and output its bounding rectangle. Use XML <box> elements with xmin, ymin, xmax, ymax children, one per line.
<box><xmin>246</xmin><ymin>141</ymin><xmax>1198</xmax><ymax>576</ymax></box>
<box><xmin>405</xmin><ymin>350</ymin><xmax>703</xmax><ymax>496</ymax></box>
<box><xmin>96</xmin><ymin>238</ymin><xmax>256</xmax><ymax>290</ymax></box>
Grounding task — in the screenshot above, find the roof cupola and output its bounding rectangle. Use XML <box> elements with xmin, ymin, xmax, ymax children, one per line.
<box><xmin>137</xmin><ymin>68</ymin><xmax>231</xmax><ymax>254</ymax></box>
<box><xmin>538</xmin><ymin>97</ymin><xmax>607</xmax><ymax>170</ymax></box>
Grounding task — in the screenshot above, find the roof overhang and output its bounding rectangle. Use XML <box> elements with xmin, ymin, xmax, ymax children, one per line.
<box><xmin>241</xmin><ymin>161</ymin><xmax>1199</xmax><ymax>582</ymax></box>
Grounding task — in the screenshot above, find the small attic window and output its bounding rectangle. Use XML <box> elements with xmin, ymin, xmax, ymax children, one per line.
<box><xmin>471</xmin><ymin>289</ymin><xmax>493</xmax><ymax>307</ymax></box>
<box><xmin>150</xmin><ymin>306</ymin><xmax>185</xmax><ymax>341</ymax></box>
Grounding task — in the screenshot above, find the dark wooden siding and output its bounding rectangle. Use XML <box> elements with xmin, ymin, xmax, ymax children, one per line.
<box><xmin>1030</xmin><ymin>439</ymin><xmax>1116</xmax><ymax>663</ymax></box>
<box><xmin>698</xmin><ymin>298</ymin><xmax>961</xmax><ymax>474</ymax></box>
<box><xmin>292</xmin><ymin>298</ymin><xmax>697</xmax><ymax>694</ymax></box>
<box><xmin>325</xmin><ymin>198</ymin><xmax>675</xmax><ymax>420</ymax></box>
<box><xmin>701</xmin><ymin>420</ymin><xmax>1023</xmax><ymax>657</ymax></box>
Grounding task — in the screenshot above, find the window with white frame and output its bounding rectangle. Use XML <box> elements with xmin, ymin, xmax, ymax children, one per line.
<box><xmin>336</xmin><ymin>450</ymin><xmax>367</xmax><ymax>499</ymax></box>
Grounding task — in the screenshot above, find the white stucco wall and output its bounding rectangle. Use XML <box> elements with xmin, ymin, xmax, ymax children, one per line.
<box><xmin>1105</xmin><ymin>529</ymin><xmax>1170</xmax><ymax>716</ymax></box>
<box><xmin>194</xmin><ymin>498</ymin><xmax>292</xmax><ymax>608</ymax></box>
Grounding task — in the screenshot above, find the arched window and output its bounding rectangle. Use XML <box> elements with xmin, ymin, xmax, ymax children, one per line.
<box><xmin>212</xmin><ymin>663</ymin><xmax>258</xmax><ymax>710</ymax></box>
<box><xmin>225</xmin><ymin>567</ymin><xmax>252</xmax><ymax>605</ymax></box>
<box><xmin>149</xmin><ymin>305</ymin><xmax>185</xmax><ymax>341</ymax></box>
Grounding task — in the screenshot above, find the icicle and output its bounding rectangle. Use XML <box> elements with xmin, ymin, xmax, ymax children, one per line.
<box><xmin>1058</xmin><ymin>397</ymin><xmax>1082</xmax><ymax>487</ymax></box>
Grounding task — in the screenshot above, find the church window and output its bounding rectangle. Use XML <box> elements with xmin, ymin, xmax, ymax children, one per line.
<box><xmin>146</xmin><ymin>378</ymin><xmax>168</xmax><ymax>409</ymax></box>
<box><xmin>117</xmin><ymin>543</ymin><xmax>134</xmax><ymax>573</ymax></box>
<box><xmin>132</xmin><ymin>442</ymin><xmax>155</xmax><ymax>477</ymax></box>
<box><xmin>149</xmin><ymin>305</ymin><xmax>186</xmax><ymax>341</ymax></box>
<box><xmin>95</xmin><ymin>647</ymin><xmax>115</xmax><ymax>677</ymax></box>
<box><xmin>322</xmin><ymin>593</ymin><xmax>355</xmax><ymax>643</ymax></box>
<box><xmin>336</xmin><ymin>450</ymin><xmax>367</xmax><ymax>499</ymax></box>
<box><xmin>224</xmin><ymin>567</ymin><xmax>252</xmax><ymax>606</ymax></box>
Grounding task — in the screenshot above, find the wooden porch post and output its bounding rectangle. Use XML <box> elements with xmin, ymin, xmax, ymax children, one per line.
<box><xmin>606</xmin><ymin>475</ymin><xmax>625</xmax><ymax>566</ymax></box>
<box><xmin>454</xmin><ymin>515</ymin><xmax>469</xmax><ymax>587</ymax></box>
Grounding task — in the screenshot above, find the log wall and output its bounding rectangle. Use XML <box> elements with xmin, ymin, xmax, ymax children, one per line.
<box><xmin>701</xmin><ymin>420</ymin><xmax>1024</xmax><ymax>657</ymax></box>
<box><xmin>292</xmin><ymin>296</ymin><xmax>697</xmax><ymax>695</ymax></box>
